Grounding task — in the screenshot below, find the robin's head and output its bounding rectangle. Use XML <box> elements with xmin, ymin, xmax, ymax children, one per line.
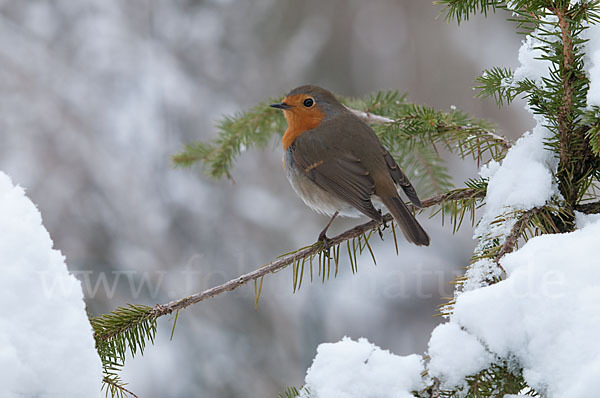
<box><xmin>271</xmin><ymin>85</ymin><xmax>346</xmax><ymax>149</ymax></box>
<box><xmin>271</xmin><ymin>85</ymin><xmax>345</xmax><ymax>123</ymax></box>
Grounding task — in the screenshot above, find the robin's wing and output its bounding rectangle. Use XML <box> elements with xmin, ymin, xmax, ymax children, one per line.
<box><xmin>383</xmin><ymin>150</ymin><xmax>422</xmax><ymax>207</ymax></box>
<box><xmin>290</xmin><ymin>138</ymin><xmax>382</xmax><ymax>221</ymax></box>
<box><xmin>319</xmin><ymin>111</ymin><xmax>423</xmax><ymax>208</ymax></box>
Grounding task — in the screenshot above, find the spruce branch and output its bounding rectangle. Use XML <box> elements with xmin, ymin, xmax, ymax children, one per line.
<box><xmin>373</xmin><ymin>104</ymin><xmax>511</xmax><ymax>164</ymax></box>
<box><xmin>352</xmin><ymin>106</ymin><xmax>511</xmax><ymax>150</ymax></box>
<box><xmin>430</xmin><ymin>178</ymin><xmax>488</xmax><ymax>232</ymax></box>
<box><xmin>278</xmin><ymin>386</ymin><xmax>303</xmax><ymax>398</ymax></box>
<box><xmin>172</xmin><ymin>99</ymin><xmax>287</xmax><ymax>179</ymax></box>
<box><xmin>90</xmin><ymin>304</ymin><xmax>156</xmax><ymax>396</ymax></box>
<box><xmin>92</xmin><ymin>304</ymin><xmax>156</xmax><ymax>352</ymax></box>
<box><xmin>352</xmin><ymin>104</ymin><xmax>512</xmax><ymax>156</ymax></box>
<box><xmin>476</xmin><ymin>67</ymin><xmax>537</xmax><ymax>106</ymax></box>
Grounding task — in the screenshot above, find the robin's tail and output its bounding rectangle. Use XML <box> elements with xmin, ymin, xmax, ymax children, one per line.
<box><xmin>380</xmin><ymin>196</ymin><xmax>430</xmax><ymax>246</ymax></box>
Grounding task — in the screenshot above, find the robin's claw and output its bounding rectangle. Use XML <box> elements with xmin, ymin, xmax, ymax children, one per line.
<box><xmin>318</xmin><ymin>232</ymin><xmax>332</xmax><ymax>251</ymax></box>
<box><xmin>378</xmin><ymin>209</ymin><xmax>389</xmax><ymax>230</ymax></box>
<box><xmin>315</xmin><ymin>211</ymin><xmax>338</xmax><ymax>251</ymax></box>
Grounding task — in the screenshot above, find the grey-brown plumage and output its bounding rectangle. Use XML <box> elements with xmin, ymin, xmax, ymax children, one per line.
<box><xmin>274</xmin><ymin>85</ymin><xmax>430</xmax><ymax>246</ymax></box>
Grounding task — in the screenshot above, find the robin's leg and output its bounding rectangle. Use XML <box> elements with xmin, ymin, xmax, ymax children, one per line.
<box><xmin>377</xmin><ymin>209</ymin><xmax>388</xmax><ymax>240</ymax></box>
<box><xmin>318</xmin><ymin>211</ymin><xmax>339</xmax><ymax>247</ymax></box>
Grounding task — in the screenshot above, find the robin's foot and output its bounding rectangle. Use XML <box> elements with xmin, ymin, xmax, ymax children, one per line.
<box><xmin>317</xmin><ymin>211</ymin><xmax>338</xmax><ymax>251</ymax></box>
<box><xmin>318</xmin><ymin>231</ymin><xmax>332</xmax><ymax>251</ymax></box>
<box><xmin>378</xmin><ymin>209</ymin><xmax>389</xmax><ymax>230</ymax></box>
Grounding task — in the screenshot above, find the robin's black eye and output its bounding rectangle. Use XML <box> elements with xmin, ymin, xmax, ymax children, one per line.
<box><xmin>303</xmin><ymin>98</ymin><xmax>314</xmax><ymax>107</ymax></box>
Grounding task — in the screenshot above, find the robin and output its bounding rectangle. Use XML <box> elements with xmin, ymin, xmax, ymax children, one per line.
<box><xmin>270</xmin><ymin>85</ymin><xmax>430</xmax><ymax>246</ymax></box>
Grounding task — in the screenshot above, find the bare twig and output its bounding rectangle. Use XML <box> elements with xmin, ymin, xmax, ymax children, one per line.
<box><xmin>151</xmin><ymin>187</ymin><xmax>486</xmax><ymax>317</ymax></box>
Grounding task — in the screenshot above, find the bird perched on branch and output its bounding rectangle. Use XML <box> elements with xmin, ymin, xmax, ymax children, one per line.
<box><xmin>271</xmin><ymin>85</ymin><xmax>430</xmax><ymax>246</ymax></box>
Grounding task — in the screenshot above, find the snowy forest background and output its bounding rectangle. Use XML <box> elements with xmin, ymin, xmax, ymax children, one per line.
<box><xmin>0</xmin><ymin>1</ymin><xmax>536</xmax><ymax>396</ymax></box>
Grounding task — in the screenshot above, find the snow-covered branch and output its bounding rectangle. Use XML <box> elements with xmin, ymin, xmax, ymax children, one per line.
<box><xmin>494</xmin><ymin>207</ymin><xmax>539</xmax><ymax>266</ymax></box>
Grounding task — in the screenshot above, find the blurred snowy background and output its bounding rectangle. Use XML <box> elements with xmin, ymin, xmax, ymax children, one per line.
<box><xmin>0</xmin><ymin>0</ymin><xmax>533</xmax><ymax>396</ymax></box>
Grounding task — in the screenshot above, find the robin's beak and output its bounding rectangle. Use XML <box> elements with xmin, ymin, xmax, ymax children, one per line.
<box><xmin>270</xmin><ymin>102</ymin><xmax>293</xmax><ymax>110</ymax></box>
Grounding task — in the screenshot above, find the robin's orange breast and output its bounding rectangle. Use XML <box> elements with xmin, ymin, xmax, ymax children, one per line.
<box><xmin>280</xmin><ymin>94</ymin><xmax>326</xmax><ymax>150</ymax></box>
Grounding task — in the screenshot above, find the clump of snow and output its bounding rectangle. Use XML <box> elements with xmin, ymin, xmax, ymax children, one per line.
<box><xmin>484</xmin><ymin>21</ymin><xmax>559</xmax><ymax>231</ymax></box>
<box><xmin>300</xmin><ymin>337</ymin><xmax>424</xmax><ymax>398</ymax></box>
<box><xmin>467</xmin><ymin>122</ymin><xmax>558</xmax><ymax>292</ymax></box>
<box><xmin>465</xmin><ymin>18</ymin><xmax>561</xmax><ymax>294</ymax></box>
<box><xmin>512</xmin><ymin>34</ymin><xmax>553</xmax><ymax>84</ymax></box>
<box><xmin>477</xmin><ymin>123</ymin><xmax>557</xmax><ymax>239</ymax></box>
<box><xmin>0</xmin><ymin>172</ymin><xmax>102</xmax><ymax>396</ymax></box>
<box><xmin>429</xmin><ymin>218</ymin><xmax>600</xmax><ymax>397</ymax></box>
<box><xmin>461</xmin><ymin>258</ymin><xmax>504</xmax><ymax>292</ymax></box>
<box><xmin>428</xmin><ymin>322</ymin><xmax>493</xmax><ymax>389</ymax></box>
<box><xmin>478</xmin><ymin>159</ymin><xmax>499</xmax><ymax>180</ymax></box>
<box><xmin>575</xmin><ymin>210</ymin><xmax>600</xmax><ymax>228</ymax></box>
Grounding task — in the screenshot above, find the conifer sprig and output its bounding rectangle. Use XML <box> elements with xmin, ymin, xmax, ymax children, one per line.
<box><xmin>373</xmin><ymin>104</ymin><xmax>508</xmax><ymax>163</ymax></box>
<box><xmin>476</xmin><ymin>67</ymin><xmax>537</xmax><ymax>106</ymax></box>
<box><xmin>278</xmin><ymin>386</ymin><xmax>303</xmax><ymax>398</ymax></box>
<box><xmin>172</xmin><ymin>100</ymin><xmax>287</xmax><ymax>179</ymax></box>
<box><xmin>90</xmin><ymin>304</ymin><xmax>156</xmax><ymax>397</ymax></box>
<box><xmin>441</xmin><ymin>362</ymin><xmax>538</xmax><ymax>397</ymax></box>
<box><xmin>431</xmin><ymin>178</ymin><xmax>488</xmax><ymax>233</ymax></box>
<box><xmin>435</xmin><ymin>0</ymin><xmax>501</xmax><ymax>23</ymax></box>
